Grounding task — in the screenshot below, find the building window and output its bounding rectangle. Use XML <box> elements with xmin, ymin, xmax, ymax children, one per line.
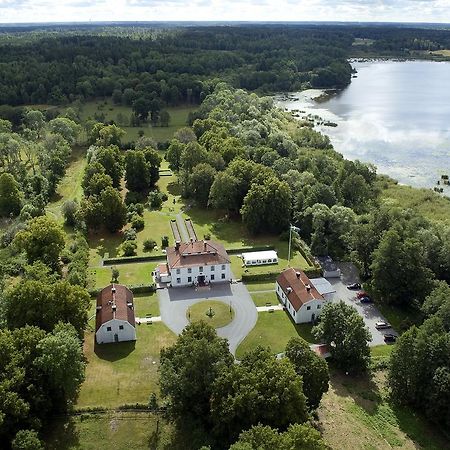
<box><xmin>176</xmin><ymin>268</ymin><xmax>180</xmax><ymax>274</ymax></box>
<box><xmin>211</xmin><ymin>274</ymin><xmax>215</xmax><ymax>281</ymax></box>
<box><xmin>210</xmin><ymin>265</ymin><xmax>215</xmax><ymax>271</ymax></box>
<box><xmin>306</xmin><ymin>306</ymin><xmax>311</xmax><ymax>310</ymax></box>
<box><xmin>317</xmin><ymin>304</ymin><xmax>321</xmax><ymax>309</ymax></box>
<box><xmin>177</xmin><ymin>278</ymin><xmax>181</xmax><ymax>284</ymax></box>
<box><xmin>199</xmin><ymin>266</ymin><xmax>203</xmax><ymax>272</ymax></box>
<box><xmin>106</xmin><ymin>326</ymin><xmax>112</xmax><ymax>331</ymax></box>
<box><xmin>188</xmin><ymin>276</ymin><xmax>192</xmax><ymax>283</ymax></box>
<box><xmin>293</xmin><ymin>310</ymin><xmax>296</xmax><ymax>316</ymax></box>
<box><xmin>119</xmin><ymin>325</ymin><xmax>124</xmax><ymax>330</ymax></box>
<box><xmin>221</xmin><ymin>273</ymin><xmax>226</xmax><ymax>279</ymax></box>
<box><xmin>221</xmin><ymin>265</ymin><xmax>226</xmax><ymax>270</ymax></box>
<box><xmin>188</xmin><ymin>268</ymin><xmax>192</xmax><ymax>274</ymax></box>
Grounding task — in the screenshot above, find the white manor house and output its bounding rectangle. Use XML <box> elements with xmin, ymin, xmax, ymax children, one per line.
<box><xmin>154</xmin><ymin>239</ymin><xmax>231</xmax><ymax>288</ymax></box>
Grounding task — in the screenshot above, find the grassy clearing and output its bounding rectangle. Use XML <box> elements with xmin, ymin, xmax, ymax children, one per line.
<box><xmin>380</xmin><ymin>182</ymin><xmax>450</xmax><ymax>224</ymax></box>
<box><xmin>236</xmin><ymin>310</ymin><xmax>317</xmax><ymax>359</ymax></box>
<box><xmin>319</xmin><ymin>370</ymin><xmax>449</xmax><ymax>450</ymax></box>
<box><xmin>77</xmin><ymin>323</ymin><xmax>176</xmax><ymax>408</ymax></box>
<box><xmin>77</xmin><ymin>99</ymin><xmax>196</xmax><ymax>142</ymax></box>
<box><xmin>376</xmin><ymin>302</ymin><xmax>422</xmax><ymax>333</ymax></box>
<box><xmin>46</xmin><ymin>146</ymin><xmax>87</xmax><ymax>223</ymax></box>
<box><xmin>245</xmin><ymin>281</ymin><xmax>277</xmax><ymax>292</ymax></box>
<box><xmin>187</xmin><ymin>300</ymin><xmax>235</xmax><ymax>329</ymax></box>
<box><xmin>250</xmin><ymin>291</ymin><xmax>278</xmax><ymax>307</ymax></box>
<box><xmin>134</xmin><ymin>292</ymin><xmax>160</xmax><ymax>318</ymax></box>
<box><xmin>370</xmin><ymin>344</ymin><xmax>395</xmax><ymax>358</ymax></box>
<box><xmin>89</xmin><ymin>261</ymin><xmax>160</xmax><ymax>289</ymax></box>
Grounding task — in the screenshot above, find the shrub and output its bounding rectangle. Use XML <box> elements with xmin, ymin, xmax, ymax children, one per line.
<box><xmin>120</xmin><ymin>240</ymin><xmax>137</xmax><ymax>256</ymax></box>
<box><xmin>161</xmin><ymin>235</ymin><xmax>169</xmax><ymax>248</ymax></box>
<box><xmin>148</xmin><ymin>190</ymin><xmax>166</xmax><ymax>208</ymax></box>
<box><xmin>62</xmin><ymin>200</ymin><xmax>79</xmax><ymax>227</ymax></box>
<box><xmin>131</xmin><ymin>214</ymin><xmax>145</xmax><ymax>230</ymax></box>
<box><xmin>143</xmin><ymin>239</ymin><xmax>156</xmax><ymax>252</ymax></box>
<box><xmin>204</xmin><ymin>233</ymin><xmax>211</xmax><ymax>240</ymax></box>
<box><xmin>125</xmin><ymin>190</ymin><xmax>145</xmax><ymax>205</ymax></box>
<box><xmin>123</xmin><ymin>228</ymin><xmax>137</xmax><ymax>241</ymax></box>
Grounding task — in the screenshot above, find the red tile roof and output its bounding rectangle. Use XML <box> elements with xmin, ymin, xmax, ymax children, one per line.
<box><xmin>166</xmin><ymin>240</ymin><xmax>230</xmax><ymax>269</ymax></box>
<box><xmin>276</xmin><ymin>268</ymin><xmax>324</xmax><ymax>311</ymax></box>
<box><xmin>157</xmin><ymin>263</ymin><xmax>169</xmax><ymax>275</ymax></box>
<box><xmin>96</xmin><ymin>284</ymin><xmax>135</xmax><ymax>331</ymax></box>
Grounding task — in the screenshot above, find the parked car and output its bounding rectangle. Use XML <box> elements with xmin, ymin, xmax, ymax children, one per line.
<box><xmin>360</xmin><ymin>296</ymin><xmax>373</xmax><ymax>304</ymax></box>
<box><xmin>384</xmin><ymin>333</ymin><xmax>397</xmax><ymax>343</ymax></box>
<box><xmin>347</xmin><ymin>282</ymin><xmax>362</xmax><ymax>290</ymax></box>
<box><xmin>375</xmin><ymin>321</ymin><xmax>391</xmax><ymax>330</ymax></box>
<box><xmin>356</xmin><ymin>291</ymin><xmax>369</xmax><ymax>299</ymax></box>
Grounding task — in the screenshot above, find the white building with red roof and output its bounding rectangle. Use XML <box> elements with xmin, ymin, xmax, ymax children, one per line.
<box><xmin>276</xmin><ymin>268</ymin><xmax>330</xmax><ymax>324</ymax></box>
<box><xmin>95</xmin><ymin>284</ymin><xmax>136</xmax><ymax>344</ymax></box>
<box><xmin>154</xmin><ymin>240</ymin><xmax>231</xmax><ymax>287</ymax></box>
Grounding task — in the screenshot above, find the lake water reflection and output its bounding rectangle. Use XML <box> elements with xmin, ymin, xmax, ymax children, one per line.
<box><xmin>276</xmin><ymin>60</ymin><xmax>450</xmax><ymax>191</ymax></box>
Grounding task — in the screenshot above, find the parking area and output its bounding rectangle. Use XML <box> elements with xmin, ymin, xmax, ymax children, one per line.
<box><xmin>328</xmin><ymin>262</ymin><xmax>397</xmax><ymax>346</ymax></box>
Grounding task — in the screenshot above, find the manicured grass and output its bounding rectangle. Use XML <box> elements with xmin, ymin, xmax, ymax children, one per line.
<box><xmin>251</xmin><ymin>291</ymin><xmax>278</xmax><ymax>307</ymax></box>
<box><xmin>236</xmin><ymin>310</ymin><xmax>317</xmax><ymax>359</ymax></box>
<box><xmin>89</xmin><ymin>261</ymin><xmax>160</xmax><ymax>289</ymax></box>
<box><xmin>187</xmin><ymin>300</ymin><xmax>235</xmax><ymax>329</ymax></box>
<box><xmin>77</xmin><ymin>323</ymin><xmax>176</xmax><ymax>408</ymax></box>
<box><xmin>77</xmin><ymin>99</ymin><xmax>196</xmax><ymax>142</ymax></box>
<box><xmin>319</xmin><ymin>370</ymin><xmax>449</xmax><ymax>450</ymax></box>
<box><xmin>244</xmin><ymin>281</ymin><xmax>277</xmax><ymax>292</ymax></box>
<box><xmin>134</xmin><ymin>292</ymin><xmax>160</xmax><ymax>318</ymax></box>
<box><xmin>46</xmin><ymin>146</ymin><xmax>87</xmax><ymax>223</ymax></box>
<box><xmin>380</xmin><ymin>181</ymin><xmax>450</xmax><ymax>224</ymax></box>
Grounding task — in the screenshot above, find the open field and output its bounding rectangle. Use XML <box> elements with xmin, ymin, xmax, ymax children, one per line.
<box><xmin>380</xmin><ymin>182</ymin><xmax>450</xmax><ymax>224</ymax></box>
<box><xmin>187</xmin><ymin>300</ymin><xmax>235</xmax><ymax>329</ymax></box>
<box><xmin>236</xmin><ymin>310</ymin><xmax>317</xmax><ymax>359</ymax></box>
<box><xmin>76</xmin><ymin>99</ymin><xmax>196</xmax><ymax>142</ymax></box>
<box><xmin>77</xmin><ymin>323</ymin><xmax>176</xmax><ymax>408</ymax></box>
<box><xmin>319</xmin><ymin>370</ymin><xmax>449</xmax><ymax>450</ymax></box>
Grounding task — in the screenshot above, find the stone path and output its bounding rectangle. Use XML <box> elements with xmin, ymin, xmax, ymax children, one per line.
<box><xmin>176</xmin><ymin>213</ymin><xmax>189</xmax><ymax>242</ymax></box>
<box><xmin>256</xmin><ymin>305</ymin><xmax>283</xmax><ymax>312</ymax></box>
<box><xmin>158</xmin><ymin>282</ymin><xmax>257</xmax><ymax>355</ymax></box>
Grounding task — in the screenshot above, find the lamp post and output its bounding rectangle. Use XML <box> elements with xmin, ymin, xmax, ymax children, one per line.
<box><xmin>287</xmin><ymin>224</ymin><xmax>301</xmax><ymax>266</ymax></box>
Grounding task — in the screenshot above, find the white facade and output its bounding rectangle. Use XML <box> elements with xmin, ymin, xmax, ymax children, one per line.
<box><xmin>171</xmin><ymin>263</ymin><xmax>231</xmax><ymax>287</ymax></box>
<box><xmin>276</xmin><ymin>282</ymin><xmax>327</xmax><ymax>324</ymax></box>
<box><xmin>96</xmin><ymin>318</ymin><xmax>136</xmax><ymax>344</ymax></box>
<box><xmin>242</xmin><ymin>250</ymin><xmax>278</xmax><ymax>266</ymax></box>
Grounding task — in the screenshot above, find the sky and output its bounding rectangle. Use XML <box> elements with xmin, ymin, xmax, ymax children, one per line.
<box><xmin>0</xmin><ymin>0</ymin><xmax>450</xmax><ymax>24</ymax></box>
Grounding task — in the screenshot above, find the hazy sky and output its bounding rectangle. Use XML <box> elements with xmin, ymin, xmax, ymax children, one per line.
<box><xmin>0</xmin><ymin>0</ymin><xmax>449</xmax><ymax>24</ymax></box>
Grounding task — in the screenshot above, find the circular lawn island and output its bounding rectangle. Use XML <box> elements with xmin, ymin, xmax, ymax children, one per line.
<box><xmin>187</xmin><ymin>300</ymin><xmax>235</xmax><ymax>329</ymax></box>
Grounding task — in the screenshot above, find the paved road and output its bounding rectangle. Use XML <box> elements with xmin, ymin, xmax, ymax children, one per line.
<box><xmin>329</xmin><ymin>262</ymin><xmax>396</xmax><ymax>346</ymax></box>
<box><xmin>158</xmin><ymin>282</ymin><xmax>258</xmax><ymax>355</ymax></box>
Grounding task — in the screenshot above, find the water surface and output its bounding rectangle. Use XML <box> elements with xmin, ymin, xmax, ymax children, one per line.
<box><xmin>277</xmin><ymin>60</ymin><xmax>450</xmax><ymax>191</ymax></box>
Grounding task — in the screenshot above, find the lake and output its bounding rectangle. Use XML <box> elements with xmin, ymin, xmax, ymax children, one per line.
<box><xmin>276</xmin><ymin>60</ymin><xmax>450</xmax><ymax>192</ymax></box>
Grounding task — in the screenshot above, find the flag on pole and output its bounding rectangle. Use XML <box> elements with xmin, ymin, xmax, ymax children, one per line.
<box><xmin>290</xmin><ymin>225</ymin><xmax>300</xmax><ymax>232</ymax></box>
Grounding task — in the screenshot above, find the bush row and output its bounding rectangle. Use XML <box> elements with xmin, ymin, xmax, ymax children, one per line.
<box><xmin>88</xmin><ymin>283</ymin><xmax>156</xmax><ymax>297</ymax></box>
<box><xmin>103</xmin><ymin>254</ymin><xmax>166</xmax><ymax>265</ymax></box>
<box><xmin>241</xmin><ymin>272</ymin><xmax>279</xmax><ymax>282</ymax></box>
<box><xmin>226</xmin><ymin>245</ymin><xmax>275</xmax><ymax>255</ymax></box>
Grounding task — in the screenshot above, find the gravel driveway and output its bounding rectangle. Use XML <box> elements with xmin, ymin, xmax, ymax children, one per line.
<box><xmin>329</xmin><ymin>262</ymin><xmax>396</xmax><ymax>346</ymax></box>
<box><xmin>158</xmin><ymin>282</ymin><xmax>257</xmax><ymax>355</ymax></box>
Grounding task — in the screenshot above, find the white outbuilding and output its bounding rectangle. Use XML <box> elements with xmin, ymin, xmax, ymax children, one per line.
<box><xmin>95</xmin><ymin>284</ymin><xmax>136</xmax><ymax>344</ymax></box>
<box><xmin>242</xmin><ymin>250</ymin><xmax>278</xmax><ymax>266</ymax></box>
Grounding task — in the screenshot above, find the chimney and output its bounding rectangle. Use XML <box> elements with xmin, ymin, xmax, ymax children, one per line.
<box><xmin>204</xmin><ymin>242</ymin><xmax>207</xmax><ymax>251</ymax></box>
<box><xmin>287</xmin><ymin>287</ymin><xmax>292</xmax><ymax>294</ymax></box>
<box><xmin>306</xmin><ymin>284</ymin><xmax>311</xmax><ymax>292</ymax></box>
<box><xmin>175</xmin><ymin>241</ymin><xmax>180</xmax><ymax>250</ymax></box>
<box><xmin>112</xmin><ymin>286</ymin><xmax>116</xmax><ymax>293</ymax></box>
<box><xmin>295</xmin><ymin>271</ymin><xmax>301</xmax><ymax>279</ymax></box>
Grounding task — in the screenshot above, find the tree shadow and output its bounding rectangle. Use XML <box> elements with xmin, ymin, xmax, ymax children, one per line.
<box><xmin>167</xmin><ymin>181</ymin><xmax>181</xmax><ymax>196</ymax></box>
<box><xmin>43</xmin><ymin>416</ymin><xmax>80</xmax><ymax>450</ymax></box>
<box><xmin>330</xmin><ymin>368</ymin><xmax>383</xmax><ymax>415</ymax></box>
<box><xmin>94</xmin><ymin>341</ymin><xmax>136</xmax><ymax>361</ymax></box>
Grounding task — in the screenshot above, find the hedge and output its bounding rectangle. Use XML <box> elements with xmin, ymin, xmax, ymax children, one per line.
<box><xmin>241</xmin><ymin>272</ymin><xmax>280</xmax><ymax>282</ymax></box>
<box><xmin>88</xmin><ymin>283</ymin><xmax>156</xmax><ymax>297</ymax></box>
<box><xmin>226</xmin><ymin>245</ymin><xmax>275</xmax><ymax>255</ymax></box>
<box><xmin>103</xmin><ymin>254</ymin><xmax>166</xmax><ymax>265</ymax></box>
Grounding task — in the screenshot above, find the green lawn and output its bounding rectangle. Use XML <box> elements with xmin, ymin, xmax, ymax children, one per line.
<box><xmin>89</xmin><ymin>261</ymin><xmax>160</xmax><ymax>289</ymax></box>
<box><xmin>236</xmin><ymin>310</ymin><xmax>317</xmax><ymax>359</ymax></box>
<box><xmin>76</xmin><ymin>99</ymin><xmax>196</xmax><ymax>142</ymax></box>
<box><xmin>78</xmin><ymin>323</ymin><xmax>176</xmax><ymax>408</ymax></box>
<box><xmin>250</xmin><ymin>291</ymin><xmax>278</xmax><ymax>307</ymax></box>
<box><xmin>187</xmin><ymin>300</ymin><xmax>235</xmax><ymax>329</ymax></box>
<box><xmin>46</xmin><ymin>146</ymin><xmax>87</xmax><ymax>223</ymax></box>
<box><xmin>376</xmin><ymin>302</ymin><xmax>422</xmax><ymax>333</ymax></box>
<box><xmin>370</xmin><ymin>344</ymin><xmax>395</xmax><ymax>358</ymax></box>
<box><xmin>134</xmin><ymin>292</ymin><xmax>160</xmax><ymax>318</ymax></box>
<box><xmin>245</xmin><ymin>281</ymin><xmax>277</xmax><ymax>292</ymax></box>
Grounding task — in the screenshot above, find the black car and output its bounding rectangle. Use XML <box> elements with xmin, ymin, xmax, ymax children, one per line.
<box><xmin>347</xmin><ymin>282</ymin><xmax>362</xmax><ymax>290</ymax></box>
<box><xmin>384</xmin><ymin>334</ymin><xmax>397</xmax><ymax>343</ymax></box>
<box><xmin>360</xmin><ymin>296</ymin><xmax>373</xmax><ymax>304</ymax></box>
